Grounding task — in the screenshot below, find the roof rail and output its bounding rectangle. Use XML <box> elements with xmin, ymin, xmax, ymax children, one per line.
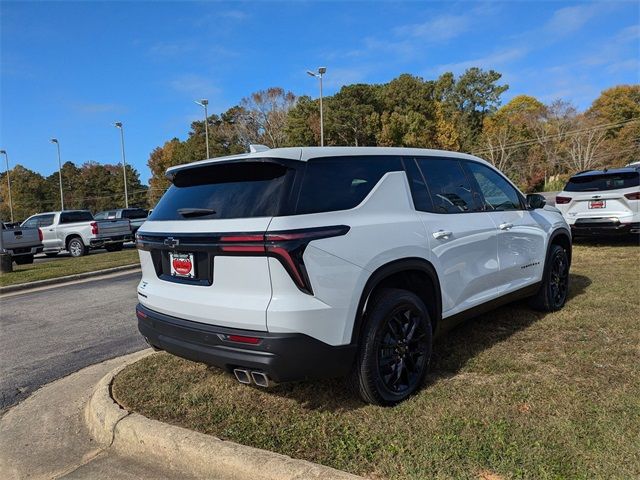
<box><xmin>249</xmin><ymin>144</ymin><xmax>270</xmax><ymax>153</ymax></box>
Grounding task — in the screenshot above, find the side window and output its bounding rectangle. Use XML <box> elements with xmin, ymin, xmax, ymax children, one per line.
<box><xmin>416</xmin><ymin>157</ymin><xmax>479</xmax><ymax>214</ymax></box>
<box><xmin>94</xmin><ymin>212</ymin><xmax>106</xmax><ymax>220</ymax></box>
<box><xmin>107</xmin><ymin>211</ymin><xmax>117</xmax><ymax>219</ymax></box>
<box><xmin>402</xmin><ymin>158</ymin><xmax>432</xmax><ymax>212</ymax></box>
<box><xmin>22</xmin><ymin>216</ymin><xmax>40</xmax><ymax>228</ymax></box>
<box><xmin>38</xmin><ymin>214</ymin><xmax>55</xmax><ymax>227</ymax></box>
<box><xmin>465</xmin><ymin>162</ymin><xmax>522</xmax><ymax>211</ymax></box>
<box><xmin>296</xmin><ymin>156</ymin><xmax>403</xmax><ymax>215</ymax></box>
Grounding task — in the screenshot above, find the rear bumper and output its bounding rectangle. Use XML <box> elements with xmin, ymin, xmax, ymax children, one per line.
<box><xmin>571</xmin><ymin>220</ymin><xmax>640</xmax><ymax>236</ymax></box>
<box><xmin>136</xmin><ymin>304</ymin><xmax>357</xmax><ymax>383</ymax></box>
<box><xmin>4</xmin><ymin>245</ymin><xmax>43</xmax><ymax>256</ymax></box>
<box><xmin>90</xmin><ymin>234</ymin><xmax>133</xmax><ymax>247</ymax></box>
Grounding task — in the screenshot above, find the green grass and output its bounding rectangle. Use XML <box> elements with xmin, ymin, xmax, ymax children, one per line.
<box><xmin>0</xmin><ymin>249</ymin><xmax>140</xmax><ymax>287</ymax></box>
<box><xmin>113</xmin><ymin>242</ymin><xmax>640</xmax><ymax>480</ymax></box>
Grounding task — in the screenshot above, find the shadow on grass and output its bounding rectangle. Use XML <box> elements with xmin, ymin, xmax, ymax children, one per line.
<box><xmin>266</xmin><ymin>273</ymin><xmax>592</xmax><ymax>412</ymax></box>
<box><xmin>573</xmin><ymin>235</ymin><xmax>639</xmax><ymax>248</ymax></box>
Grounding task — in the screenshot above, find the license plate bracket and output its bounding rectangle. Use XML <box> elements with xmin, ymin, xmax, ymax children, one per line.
<box><xmin>589</xmin><ymin>200</ymin><xmax>606</xmax><ymax>209</ymax></box>
<box><xmin>169</xmin><ymin>252</ymin><xmax>195</xmax><ymax>278</ymax></box>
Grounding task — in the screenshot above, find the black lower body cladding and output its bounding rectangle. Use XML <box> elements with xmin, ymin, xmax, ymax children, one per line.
<box><xmin>136</xmin><ymin>304</ymin><xmax>357</xmax><ymax>383</ymax></box>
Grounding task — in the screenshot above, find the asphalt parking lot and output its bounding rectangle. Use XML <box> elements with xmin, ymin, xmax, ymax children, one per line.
<box><xmin>33</xmin><ymin>243</ymin><xmax>137</xmax><ymax>264</ymax></box>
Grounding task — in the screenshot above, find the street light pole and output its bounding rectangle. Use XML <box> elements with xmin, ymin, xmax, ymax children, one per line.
<box><xmin>306</xmin><ymin>67</ymin><xmax>327</xmax><ymax>146</ymax></box>
<box><xmin>50</xmin><ymin>139</ymin><xmax>64</xmax><ymax>211</ymax></box>
<box><xmin>0</xmin><ymin>150</ymin><xmax>14</xmax><ymax>222</ymax></box>
<box><xmin>194</xmin><ymin>99</ymin><xmax>210</xmax><ymax>159</ymax></box>
<box><xmin>114</xmin><ymin>122</ymin><xmax>129</xmax><ymax>208</ymax></box>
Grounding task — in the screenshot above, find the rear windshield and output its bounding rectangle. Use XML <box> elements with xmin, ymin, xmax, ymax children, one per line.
<box><xmin>60</xmin><ymin>211</ymin><xmax>94</xmax><ymax>223</ymax></box>
<box><xmin>565</xmin><ymin>172</ymin><xmax>639</xmax><ymax>192</ymax></box>
<box><xmin>150</xmin><ymin>161</ymin><xmax>293</xmax><ymax>221</ymax></box>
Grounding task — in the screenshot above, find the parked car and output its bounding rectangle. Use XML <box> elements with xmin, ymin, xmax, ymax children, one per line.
<box><xmin>21</xmin><ymin>210</ymin><xmax>133</xmax><ymax>257</ymax></box>
<box><xmin>135</xmin><ymin>146</ymin><xmax>572</xmax><ymax>405</ymax></box>
<box><xmin>0</xmin><ymin>221</ymin><xmax>43</xmax><ymax>264</ymax></box>
<box><xmin>94</xmin><ymin>208</ymin><xmax>148</xmax><ymax>233</ymax></box>
<box><xmin>555</xmin><ymin>166</ymin><xmax>640</xmax><ymax>236</ymax></box>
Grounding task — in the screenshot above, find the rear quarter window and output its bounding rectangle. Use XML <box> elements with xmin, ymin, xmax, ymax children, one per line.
<box><xmin>565</xmin><ymin>172</ymin><xmax>639</xmax><ymax>192</ymax></box>
<box><xmin>296</xmin><ymin>156</ymin><xmax>403</xmax><ymax>214</ymax></box>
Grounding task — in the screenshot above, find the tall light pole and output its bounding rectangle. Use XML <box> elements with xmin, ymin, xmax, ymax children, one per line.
<box><xmin>50</xmin><ymin>139</ymin><xmax>64</xmax><ymax>211</ymax></box>
<box><xmin>194</xmin><ymin>99</ymin><xmax>210</xmax><ymax>159</ymax></box>
<box><xmin>114</xmin><ymin>122</ymin><xmax>129</xmax><ymax>208</ymax></box>
<box><xmin>306</xmin><ymin>67</ymin><xmax>327</xmax><ymax>147</ymax></box>
<box><xmin>0</xmin><ymin>150</ymin><xmax>13</xmax><ymax>222</ymax></box>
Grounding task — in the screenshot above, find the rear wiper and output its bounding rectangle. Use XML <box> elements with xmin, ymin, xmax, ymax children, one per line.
<box><xmin>177</xmin><ymin>208</ymin><xmax>217</xmax><ymax>218</ymax></box>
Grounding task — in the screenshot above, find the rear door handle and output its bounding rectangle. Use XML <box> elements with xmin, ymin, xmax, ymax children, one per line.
<box><xmin>499</xmin><ymin>222</ymin><xmax>514</xmax><ymax>230</ymax></box>
<box><xmin>432</xmin><ymin>230</ymin><xmax>452</xmax><ymax>240</ymax></box>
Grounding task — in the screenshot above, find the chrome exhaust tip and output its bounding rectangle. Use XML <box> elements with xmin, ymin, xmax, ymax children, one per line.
<box><xmin>251</xmin><ymin>371</ymin><xmax>270</xmax><ymax>388</ymax></box>
<box><xmin>233</xmin><ymin>368</ymin><xmax>251</xmax><ymax>385</ymax></box>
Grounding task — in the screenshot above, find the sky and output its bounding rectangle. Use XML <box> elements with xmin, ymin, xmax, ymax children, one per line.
<box><xmin>1</xmin><ymin>1</ymin><xmax>639</xmax><ymax>184</ymax></box>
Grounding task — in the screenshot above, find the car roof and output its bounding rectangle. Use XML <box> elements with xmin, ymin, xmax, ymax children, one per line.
<box><xmin>571</xmin><ymin>166</ymin><xmax>640</xmax><ymax>178</ymax></box>
<box><xmin>165</xmin><ymin>146</ymin><xmax>492</xmax><ymax>178</ymax></box>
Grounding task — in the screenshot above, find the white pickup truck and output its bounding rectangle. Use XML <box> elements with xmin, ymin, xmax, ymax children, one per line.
<box><xmin>21</xmin><ymin>210</ymin><xmax>133</xmax><ymax>257</ymax></box>
<box><xmin>0</xmin><ymin>222</ymin><xmax>43</xmax><ymax>264</ymax></box>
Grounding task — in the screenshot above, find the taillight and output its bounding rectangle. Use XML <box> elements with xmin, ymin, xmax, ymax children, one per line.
<box><xmin>219</xmin><ymin>225</ymin><xmax>350</xmax><ymax>294</ymax></box>
<box><xmin>38</xmin><ymin>228</ymin><xmax>43</xmax><ymax>242</ymax></box>
<box><xmin>91</xmin><ymin>221</ymin><xmax>99</xmax><ymax>235</ymax></box>
<box><xmin>624</xmin><ymin>191</ymin><xmax>640</xmax><ymax>200</ymax></box>
<box><xmin>555</xmin><ymin>196</ymin><xmax>571</xmax><ymax>204</ymax></box>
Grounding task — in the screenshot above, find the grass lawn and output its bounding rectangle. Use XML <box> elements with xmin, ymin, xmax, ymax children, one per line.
<box><xmin>113</xmin><ymin>241</ymin><xmax>640</xmax><ymax>480</ymax></box>
<box><xmin>0</xmin><ymin>249</ymin><xmax>140</xmax><ymax>287</ymax></box>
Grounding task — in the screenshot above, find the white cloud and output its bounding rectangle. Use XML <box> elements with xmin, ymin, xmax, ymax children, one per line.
<box><xmin>433</xmin><ymin>47</ymin><xmax>529</xmax><ymax>74</ymax></box>
<box><xmin>169</xmin><ymin>74</ymin><xmax>220</xmax><ymax>97</ymax></box>
<box><xmin>72</xmin><ymin>103</ymin><xmax>123</xmax><ymax>114</ymax></box>
<box><xmin>543</xmin><ymin>3</ymin><xmax>601</xmax><ymax>37</ymax></box>
<box><xmin>395</xmin><ymin>13</ymin><xmax>472</xmax><ymax>42</ymax></box>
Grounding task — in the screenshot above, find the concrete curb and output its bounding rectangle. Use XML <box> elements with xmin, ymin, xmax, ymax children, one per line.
<box><xmin>0</xmin><ymin>264</ymin><xmax>140</xmax><ymax>294</ymax></box>
<box><xmin>86</xmin><ymin>355</ymin><xmax>365</xmax><ymax>480</ymax></box>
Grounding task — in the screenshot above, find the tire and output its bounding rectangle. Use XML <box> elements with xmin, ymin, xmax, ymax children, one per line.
<box><xmin>529</xmin><ymin>244</ymin><xmax>570</xmax><ymax>312</ymax></box>
<box><xmin>45</xmin><ymin>252</ymin><xmax>58</xmax><ymax>258</ymax></box>
<box><xmin>351</xmin><ymin>288</ymin><xmax>433</xmax><ymax>406</ymax></box>
<box><xmin>14</xmin><ymin>254</ymin><xmax>34</xmax><ymax>265</ymax></box>
<box><xmin>105</xmin><ymin>243</ymin><xmax>124</xmax><ymax>252</ymax></box>
<box><xmin>67</xmin><ymin>237</ymin><xmax>88</xmax><ymax>257</ymax></box>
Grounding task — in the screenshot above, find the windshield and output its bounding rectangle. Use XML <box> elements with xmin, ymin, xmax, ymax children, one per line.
<box><xmin>564</xmin><ymin>172</ymin><xmax>639</xmax><ymax>192</ymax></box>
<box><xmin>150</xmin><ymin>161</ymin><xmax>295</xmax><ymax>221</ymax></box>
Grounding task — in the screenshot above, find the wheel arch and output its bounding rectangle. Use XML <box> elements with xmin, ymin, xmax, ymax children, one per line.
<box><xmin>65</xmin><ymin>234</ymin><xmax>84</xmax><ymax>249</ymax></box>
<box><xmin>548</xmin><ymin>228</ymin><xmax>572</xmax><ymax>266</ymax></box>
<box><xmin>351</xmin><ymin>257</ymin><xmax>442</xmax><ymax>345</ymax></box>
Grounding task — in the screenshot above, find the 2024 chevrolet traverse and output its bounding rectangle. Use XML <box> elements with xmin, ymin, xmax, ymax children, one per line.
<box><xmin>135</xmin><ymin>147</ymin><xmax>571</xmax><ymax>405</ymax></box>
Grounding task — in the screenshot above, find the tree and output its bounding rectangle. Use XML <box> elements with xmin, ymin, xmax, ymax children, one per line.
<box><xmin>565</xmin><ymin>114</ymin><xmax>608</xmax><ymax>172</ymax></box>
<box><xmin>284</xmin><ymin>95</ymin><xmax>320</xmax><ymax>146</ymax></box>
<box><xmin>147</xmin><ymin>139</ymin><xmax>181</xmax><ymax>206</ymax></box>
<box><xmin>325</xmin><ymin>84</ymin><xmax>379</xmax><ymax>146</ymax></box>
<box><xmin>239</xmin><ymin>87</ymin><xmax>296</xmax><ymax>148</ymax></box>
<box><xmin>0</xmin><ymin>165</ymin><xmax>49</xmax><ymax>221</ymax></box>
<box><xmin>480</xmin><ymin>95</ymin><xmax>545</xmax><ymax>179</ymax></box>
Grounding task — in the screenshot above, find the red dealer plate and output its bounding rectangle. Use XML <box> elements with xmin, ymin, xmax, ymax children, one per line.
<box><xmin>170</xmin><ymin>252</ymin><xmax>195</xmax><ymax>278</ymax></box>
<box><xmin>589</xmin><ymin>200</ymin><xmax>606</xmax><ymax>209</ymax></box>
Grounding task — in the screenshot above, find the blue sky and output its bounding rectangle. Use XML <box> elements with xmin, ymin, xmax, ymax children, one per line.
<box><xmin>1</xmin><ymin>1</ymin><xmax>638</xmax><ymax>184</ymax></box>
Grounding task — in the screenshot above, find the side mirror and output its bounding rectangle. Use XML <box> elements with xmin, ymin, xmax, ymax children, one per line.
<box><xmin>527</xmin><ymin>193</ymin><xmax>546</xmax><ymax>209</ymax></box>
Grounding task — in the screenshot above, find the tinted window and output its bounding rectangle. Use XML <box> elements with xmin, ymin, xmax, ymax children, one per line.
<box><xmin>122</xmin><ymin>209</ymin><xmax>147</xmax><ymax>219</ymax></box>
<box><xmin>465</xmin><ymin>162</ymin><xmax>522</xmax><ymax>211</ymax></box>
<box><xmin>21</xmin><ymin>216</ymin><xmax>39</xmax><ymax>228</ymax></box>
<box><xmin>60</xmin><ymin>211</ymin><xmax>94</xmax><ymax>223</ymax></box>
<box><xmin>565</xmin><ymin>172</ymin><xmax>639</xmax><ymax>192</ymax></box>
<box><xmin>296</xmin><ymin>156</ymin><xmax>402</xmax><ymax>214</ymax></box>
<box><xmin>150</xmin><ymin>161</ymin><xmax>293</xmax><ymax>221</ymax></box>
<box><xmin>403</xmin><ymin>158</ymin><xmax>432</xmax><ymax>212</ymax></box>
<box><xmin>38</xmin><ymin>214</ymin><xmax>55</xmax><ymax>227</ymax></box>
<box><xmin>94</xmin><ymin>212</ymin><xmax>107</xmax><ymax>220</ymax></box>
<box><xmin>416</xmin><ymin>157</ymin><xmax>479</xmax><ymax>213</ymax></box>
<box><xmin>107</xmin><ymin>211</ymin><xmax>117</xmax><ymax>219</ymax></box>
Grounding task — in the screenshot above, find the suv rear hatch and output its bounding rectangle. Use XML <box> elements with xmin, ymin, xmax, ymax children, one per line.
<box><xmin>136</xmin><ymin>160</ymin><xmax>298</xmax><ymax>331</ymax></box>
<box><xmin>558</xmin><ymin>170</ymin><xmax>639</xmax><ymax>221</ymax></box>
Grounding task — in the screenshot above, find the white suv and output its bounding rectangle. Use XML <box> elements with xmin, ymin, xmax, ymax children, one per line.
<box><xmin>555</xmin><ymin>166</ymin><xmax>640</xmax><ymax>236</ymax></box>
<box><xmin>136</xmin><ymin>147</ymin><xmax>572</xmax><ymax>405</ymax></box>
